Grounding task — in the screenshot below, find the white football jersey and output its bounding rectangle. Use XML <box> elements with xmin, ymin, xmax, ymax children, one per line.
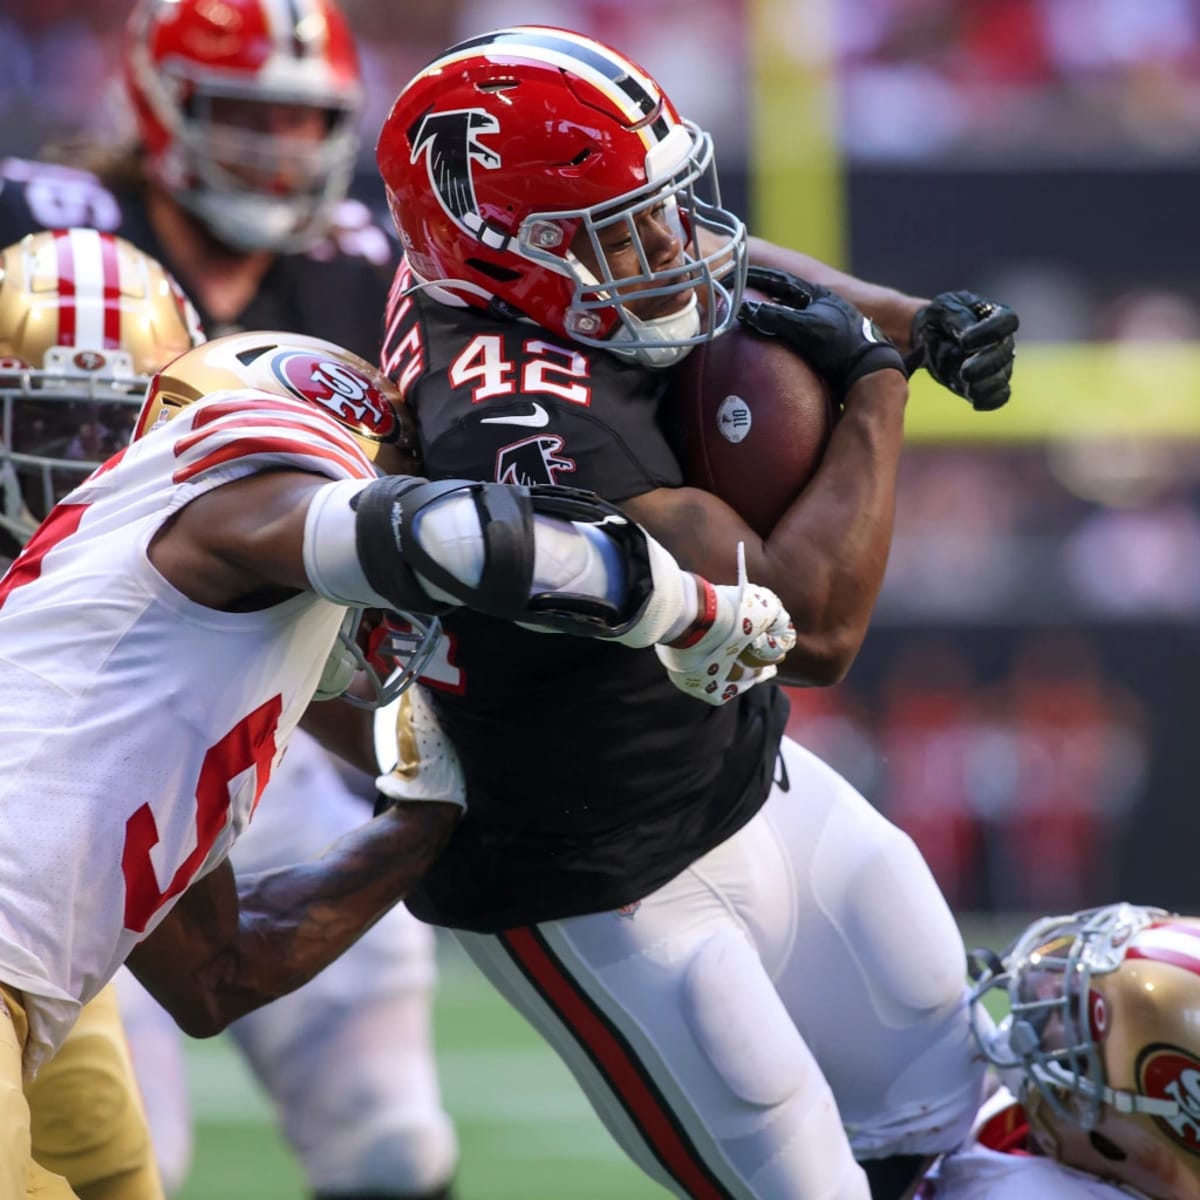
<box><xmin>922</xmin><ymin>1088</ymin><xmax>1135</xmax><ymax>1199</ymax></box>
<box><xmin>0</xmin><ymin>389</ymin><xmax>376</xmax><ymax>1076</ymax></box>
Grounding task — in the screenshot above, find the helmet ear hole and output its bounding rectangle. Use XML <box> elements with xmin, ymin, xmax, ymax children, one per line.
<box><xmin>1088</xmin><ymin>1130</ymin><xmax>1127</xmax><ymax>1162</ymax></box>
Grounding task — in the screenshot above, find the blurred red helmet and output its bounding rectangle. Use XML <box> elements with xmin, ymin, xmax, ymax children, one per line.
<box><xmin>124</xmin><ymin>0</ymin><xmax>363</xmax><ymax>252</ymax></box>
<box><xmin>376</xmin><ymin>26</ymin><xmax>746</xmax><ymax>369</ymax></box>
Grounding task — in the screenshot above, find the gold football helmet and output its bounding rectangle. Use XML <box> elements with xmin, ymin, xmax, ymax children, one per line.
<box><xmin>133</xmin><ymin>329</ymin><xmax>418</xmax><ymax>476</ymax></box>
<box><xmin>133</xmin><ymin>329</ymin><xmax>431</xmax><ymax>709</ymax></box>
<box><xmin>973</xmin><ymin>903</ymin><xmax>1200</xmax><ymax>1200</ymax></box>
<box><xmin>0</xmin><ymin>228</ymin><xmax>203</xmax><ymax>544</ymax></box>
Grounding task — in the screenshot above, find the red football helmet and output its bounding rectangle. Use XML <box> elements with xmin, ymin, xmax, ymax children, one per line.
<box><xmin>376</xmin><ymin>26</ymin><xmax>747</xmax><ymax>369</ymax></box>
<box><xmin>124</xmin><ymin>0</ymin><xmax>363</xmax><ymax>252</ymax></box>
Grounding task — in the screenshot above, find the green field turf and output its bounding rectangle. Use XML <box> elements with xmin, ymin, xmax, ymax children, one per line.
<box><xmin>178</xmin><ymin>916</ymin><xmax>1028</xmax><ymax>1200</ymax></box>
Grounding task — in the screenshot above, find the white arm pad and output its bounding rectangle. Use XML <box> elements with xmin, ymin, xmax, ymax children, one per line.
<box><xmin>302</xmin><ymin>479</ymin><xmax>393</xmax><ymax>608</ymax></box>
<box><xmin>410</xmin><ymin>493</ymin><xmax>631</xmax><ymax>611</ymax></box>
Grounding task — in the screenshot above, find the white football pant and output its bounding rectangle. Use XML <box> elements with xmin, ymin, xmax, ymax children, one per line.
<box><xmin>456</xmin><ymin>735</ymin><xmax>984</xmax><ymax>1200</ymax></box>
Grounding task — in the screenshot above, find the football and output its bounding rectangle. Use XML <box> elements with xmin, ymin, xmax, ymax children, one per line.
<box><xmin>666</xmin><ymin>297</ymin><xmax>836</xmax><ymax>539</ymax></box>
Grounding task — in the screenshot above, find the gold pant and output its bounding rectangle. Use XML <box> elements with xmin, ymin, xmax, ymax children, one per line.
<box><xmin>0</xmin><ymin>984</ymin><xmax>163</xmax><ymax>1200</ymax></box>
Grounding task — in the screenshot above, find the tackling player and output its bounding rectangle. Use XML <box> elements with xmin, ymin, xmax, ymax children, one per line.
<box><xmin>918</xmin><ymin>902</ymin><xmax>1200</xmax><ymax>1200</ymax></box>
<box><xmin>0</xmin><ymin>229</ymin><xmax>204</xmax><ymax>1200</ymax></box>
<box><xmin>374</xmin><ymin>26</ymin><xmax>1020</xmax><ymax>1200</ymax></box>
<box><xmin>0</xmin><ymin>1</ymin><xmax>454</xmax><ymax>1194</ymax></box>
<box><xmin>0</xmin><ymin>226</ymin><xmax>791</xmax><ymax>1200</ymax></box>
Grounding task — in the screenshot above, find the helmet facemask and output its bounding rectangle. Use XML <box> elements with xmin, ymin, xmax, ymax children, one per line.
<box><xmin>971</xmin><ymin>904</ymin><xmax>1182</xmax><ymax>1128</ymax></box>
<box><xmin>169</xmin><ymin>87</ymin><xmax>360</xmax><ymax>253</ymax></box>
<box><xmin>0</xmin><ymin>366</ymin><xmax>146</xmax><ymax>544</ymax></box>
<box><xmin>520</xmin><ymin>123</ymin><xmax>747</xmax><ymax>369</ymax></box>
<box><xmin>125</xmin><ymin>0</ymin><xmax>364</xmax><ymax>254</ymax></box>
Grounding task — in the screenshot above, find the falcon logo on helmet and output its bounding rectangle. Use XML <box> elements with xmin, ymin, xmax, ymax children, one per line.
<box><xmin>271</xmin><ymin>350</ymin><xmax>398</xmax><ymax>441</ymax></box>
<box><xmin>409</xmin><ymin>109</ymin><xmax>502</xmax><ymax>242</ymax></box>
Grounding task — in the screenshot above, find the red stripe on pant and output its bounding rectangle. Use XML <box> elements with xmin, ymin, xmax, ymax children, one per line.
<box><xmin>500</xmin><ymin>926</ymin><xmax>733</xmax><ymax>1200</ymax></box>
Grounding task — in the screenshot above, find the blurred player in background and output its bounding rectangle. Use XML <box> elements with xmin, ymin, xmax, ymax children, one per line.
<box><xmin>920</xmin><ymin>902</ymin><xmax>1200</xmax><ymax>1200</ymax></box>
<box><xmin>0</xmin><ymin>0</ymin><xmax>461</xmax><ymax>1195</ymax></box>
<box><xmin>0</xmin><ymin>228</ymin><xmax>204</xmax><ymax>1200</ymax></box>
<box><xmin>375</xmin><ymin>26</ymin><xmax>1018</xmax><ymax>1200</ymax></box>
<box><xmin>0</xmin><ymin>223</ymin><xmax>790</xmax><ymax>1200</ymax></box>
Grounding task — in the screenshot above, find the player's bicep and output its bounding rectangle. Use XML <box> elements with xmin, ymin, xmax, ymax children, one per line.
<box><xmin>149</xmin><ymin>470</ymin><xmax>325</xmax><ymax>605</ymax></box>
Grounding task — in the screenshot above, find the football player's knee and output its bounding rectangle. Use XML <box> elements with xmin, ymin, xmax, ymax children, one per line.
<box><xmin>834</xmin><ymin>818</ymin><xmax>967</xmax><ymax>1021</ymax></box>
<box><xmin>683</xmin><ymin>929</ymin><xmax>810</xmax><ymax>1109</ymax></box>
<box><xmin>30</xmin><ymin>1043</ymin><xmax>151</xmax><ymax>1184</ymax></box>
<box><xmin>314</xmin><ymin>1110</ymin><xmax>458</xmax><ymax>1195</ymax></box>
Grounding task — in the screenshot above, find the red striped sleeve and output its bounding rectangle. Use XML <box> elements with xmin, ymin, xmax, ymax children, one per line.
<box><xmin>170</xmin><ymin>395</ymin><xmax>377</xmax><ymax>485</ymax></box>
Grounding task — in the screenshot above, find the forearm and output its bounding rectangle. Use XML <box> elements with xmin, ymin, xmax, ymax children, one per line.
<box><xmin>132</xmin><ymin>801</ymin><xmax>457</xmax><ymax>1035</ymax></box>
<box><xmin>748</xmin><ymin>236</ymin><xmax>925</xmax><ymax>350</ymax></box>
<box><xmin>210</xmin><ymin>804</ymin><xmax>454</xmax><ymax>1021</ymax></box>
<box><xmin>761</xmin><ymin>370</ymin><xmax>907</xmax><ymax>682</ymax></box>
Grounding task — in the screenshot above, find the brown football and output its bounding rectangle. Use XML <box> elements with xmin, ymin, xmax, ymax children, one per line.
<box><xmin>666</xmin><ymin>297</ymin><xmax>836</xmax><ymax>539</ymax></box>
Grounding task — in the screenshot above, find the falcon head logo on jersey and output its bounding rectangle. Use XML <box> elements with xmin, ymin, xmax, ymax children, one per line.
<box><xmin>408</xmin><ymin>109</ymin><xmax>501</xmax><ymax>242</ymax></box>
<box><xmin>271</xmin><ymin>350</ymin><xmax>398</xmax><ymax>443</ymax></box>
<box><xmin>495</xmin><ymin>434</ymin><xmax>575</xmax><ymax>487</ymax></box>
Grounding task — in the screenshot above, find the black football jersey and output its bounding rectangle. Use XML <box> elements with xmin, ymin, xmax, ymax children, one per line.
<box><xmin>0</xmin><ymin>157</ymin><xmax>397</xmax><ymax>362</ymax></box>
<box><xmin>387</xmin><ymin>292</ymin><xmax>789</xmax><ymax>932</ymax></box>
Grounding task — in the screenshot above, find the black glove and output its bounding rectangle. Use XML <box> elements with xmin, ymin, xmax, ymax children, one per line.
<box><xmin>738</xmin><ymin>266</ymin><xmax>905</xmax><ymax>399</ymax></box>
<box><xmin>907</xmin><ymin>290</ymin><xmax>1018</xmax><ymax>412</ymax></box>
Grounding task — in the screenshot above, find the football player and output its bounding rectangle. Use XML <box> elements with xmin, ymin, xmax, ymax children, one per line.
<box><xmin>0</xmin><ymin>227</ymin><xmax>792</xmax><ymax>1200</ymax></box>
<box><xmin>920</xmin><ymin>902</ymin><xmax>1200</xmax><ymax>1200</ymax></box>
<box><xmin>0</xmin><ymin>2</ymin><xmax>453</xmax><ymax>1194</ymax></box>
<box><xmin>0</xmin><ymin>229</ymin><xmax>203</xmax><ymax>1200</ymax></box>
<box><xmin>0</xmin><ymin>0</ymin><xmax>391</xmax><ymax>364</ymax></box>
<box><xmin>373</xmin><ymin>26</ymin><xmax>1020</xmax><ymax>1200</ymax></box>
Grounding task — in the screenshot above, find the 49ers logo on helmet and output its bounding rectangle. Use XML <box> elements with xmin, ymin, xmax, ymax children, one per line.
<box><xmin>1138</xmin><ymin>1045</ymin><xmax>1200</xmax><ymax>1154</ymax></box>
<box><xmin>271</xmin><ymin>351</ymin><xmax>397</xmax><ymax>442</ymax></box>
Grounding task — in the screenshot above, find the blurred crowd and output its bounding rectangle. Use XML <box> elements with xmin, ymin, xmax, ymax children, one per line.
<box><xmin>0</xmin><ymin>0</ymin><xmax>748</xmax><ymax>174</ymax></box>
<box><xmin>782</xmin><ymin>625</ymin><xmax>1151</xmax><ymax>913</ymax></box>
<box><xmin>883</xmin><ymin>446</ymin><xmax>1200</xmax><ymax>621</ymax></box>
<box><xmin>839</xmin><ymin>0</ymin><xmax>1200</xmax><ymax>162</ymax></box>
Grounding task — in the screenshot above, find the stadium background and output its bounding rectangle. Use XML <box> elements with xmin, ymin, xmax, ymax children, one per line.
<box><xmin>2</xmin><ymin>0</ymin><xmax>1198</xmax><ymax>1194</ymax></box>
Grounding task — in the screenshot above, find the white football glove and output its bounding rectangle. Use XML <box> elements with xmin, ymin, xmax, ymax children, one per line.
<box><xmin>373</xmin><ymin>684</ymin><xmax>467</xmax><ymax>811</ymax></box>
<box><xmin>655</xmin><ymin>545</ymin><xmax>795</xmax><ymax>706</ymax></box>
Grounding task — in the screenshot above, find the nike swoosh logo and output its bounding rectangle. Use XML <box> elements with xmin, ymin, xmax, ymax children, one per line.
<box><xmin>480</xmin><ymin>403</ymin><xmax>550</xmax><ymax>428</ymax></box>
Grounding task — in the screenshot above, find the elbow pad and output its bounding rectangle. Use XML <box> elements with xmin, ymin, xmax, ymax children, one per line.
<box><xmin>304</xmin><ymin>474</ymin><xmax>686</xmax><ymax>642</ymax></box>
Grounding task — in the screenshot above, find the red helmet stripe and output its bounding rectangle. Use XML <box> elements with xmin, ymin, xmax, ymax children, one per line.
<box><xmin>53</xmin><ymin>230</ymin><xmax>77</xmax><ymax>347</ymax></box>
<box><xmin>98</xmin><ymin>232</ymin><xmax>123</xmax><ymax>349</ymax></box>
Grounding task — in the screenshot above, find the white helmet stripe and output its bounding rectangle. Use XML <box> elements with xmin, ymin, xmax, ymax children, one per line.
<box><xmin>1128</xmin><ymin>925</ymin><xmax>1200</xmax><ymax>978</ymax></box>
<box><xmin>52</xmin><ymin>229</ymin><xmax>123</xmax><ymax>352</ymax></box>
<box><xmin>259</xmin><ymin>0</ymin><xmax>325</xmax><ymax>58</ymax></box>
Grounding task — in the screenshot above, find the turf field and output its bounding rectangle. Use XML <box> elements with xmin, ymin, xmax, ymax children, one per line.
<box><xmin>178</xmin><ymin>916</ymin><xmax>1027</xmax><ymax>1200</ymax></box>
